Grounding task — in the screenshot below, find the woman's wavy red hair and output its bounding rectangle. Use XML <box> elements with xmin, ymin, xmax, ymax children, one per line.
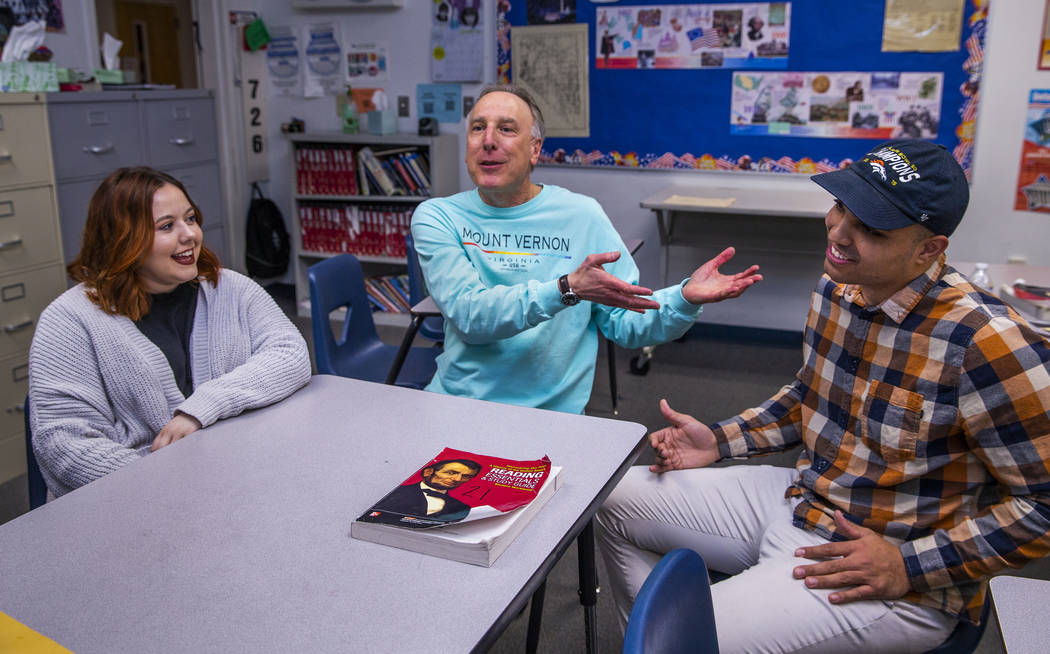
<box><xmin>67</xmin><ymin>167</ymin><xmax>221</xmax><ymax>320</ymax></box>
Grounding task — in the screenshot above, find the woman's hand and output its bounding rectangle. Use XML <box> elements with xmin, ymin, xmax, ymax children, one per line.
<box><xmin>151</xmin><ymin>413</ymin><xmax>202</xmax><ymax>451</ymax></box>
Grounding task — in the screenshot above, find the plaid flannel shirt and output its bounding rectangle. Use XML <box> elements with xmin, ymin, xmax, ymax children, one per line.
<box><xmin>711</xmin><ymin>257</ymin><xmax>1050</xmax><ymax>623</ymax></box>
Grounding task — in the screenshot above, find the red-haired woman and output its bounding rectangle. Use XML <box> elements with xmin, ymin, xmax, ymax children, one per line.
<box><xmin>28</xmin><ymin>167</ymin><xmax>311</xmax><ymax>497</ymax></box>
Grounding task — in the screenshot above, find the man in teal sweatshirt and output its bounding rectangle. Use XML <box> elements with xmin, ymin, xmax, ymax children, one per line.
<box><xmin>411</xmin><ymin>84</ymin><xmax>761</xmax><ymax>413</ymax></box>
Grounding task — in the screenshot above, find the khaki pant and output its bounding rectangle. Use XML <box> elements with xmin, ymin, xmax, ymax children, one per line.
<box><xmin>596</xmin><ymin>464</ymin><xmax>958</xmax><ymax>653</ymax></box>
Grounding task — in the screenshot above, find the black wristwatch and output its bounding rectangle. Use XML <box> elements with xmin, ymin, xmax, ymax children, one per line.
<box><xmin>558</xmin><ymin>274</ymin><xmax>580</xmax><ymax>306</ymax></box>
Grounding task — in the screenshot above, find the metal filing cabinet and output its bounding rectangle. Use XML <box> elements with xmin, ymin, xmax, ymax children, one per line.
<box><xmin>47</xmin><ymin>90</ymin><xmax>227</xmax><ymax>268</ymax></box>
<box><xmin>0</xmin><ymin>94</ymin><xmax>64</xmax><ymax>486</ymax></box>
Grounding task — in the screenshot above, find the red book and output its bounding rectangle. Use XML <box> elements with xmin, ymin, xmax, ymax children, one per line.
<box><xmin>351</xmin><ymin>448</ymin><xmax>562</xmax><ymax>566</ymax></box>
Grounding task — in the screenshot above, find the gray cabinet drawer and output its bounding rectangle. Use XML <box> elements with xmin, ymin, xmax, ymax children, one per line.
<box><xmin>55</xmin><ymin>178</ymin><xmax>99</xmax><ymax>267</ymax></box>
<box><xmin>0</xmin><ymin>102</ymin><xmax>52</xmax><ymax>187</ymax></box>
<box><xmin>49</xmin><ymin>101</ymin><xmax>143</xmax><ymax>180</ymax></box>
<box><xmin>165</xmin><ymin>163</ymin><xmax>221</xmax><ymax>225</ymax></box>
<box><xmin>0</xmin><ymin>351</ymin><xmax>28</xmax><ymax>482</ymax></box>
<box><xmin>204</xmin><ymin>225</ymin><xmax>226</xmax><ymax>265</ymax></box>
<box><xmin>0</xmin><ymin>351</ymin><xmax>27</xmax><ymax>436</ymax></box>
<box><xmin>144</xmin><ymin>98</ymin><xmax>217</xmax><ymax>167</ymax></box>
<box><xmin>0</xmin><ymin>186</ymin><xmax>61</xmax><ymax>273</ymax></box>
<box><xmin>0</xmin><ymin>264</ymin><xmax>66</xmax><ymax>359</ymax></box>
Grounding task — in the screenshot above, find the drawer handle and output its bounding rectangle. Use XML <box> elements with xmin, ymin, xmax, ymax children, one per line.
<box><xmin>169</xmin><ymin>137</ymin><xmax>195</xmax><ymax>146</ymax></box>
<box><xmin>5</xmin><ymin>403</ymin><xmax>24</xmax><ymax>414</ymax></box>
<box><xmin>82</xmin><ymin>143</ymin><xmax>114</xmax><ymax>155</ymax></box>
<box><xmin>3</xmin><ymin>318</ymin><xmax>32</xmax><ymax>332</ymax></box>
<box><xmin>0</xmin><ymin>237</ymin><xmax>22</xmax><ymax>249</ymax></box>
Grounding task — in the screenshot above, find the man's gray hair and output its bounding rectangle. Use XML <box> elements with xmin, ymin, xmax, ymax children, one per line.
<box><xmin>476</xmin><ymin>84</ymin><xmax>545</xmax><ymax>141</ymax></box>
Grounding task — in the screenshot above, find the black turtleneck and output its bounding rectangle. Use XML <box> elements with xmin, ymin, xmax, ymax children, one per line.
<box><xmin>134</xmin><ymin>283</ymin><xmax>198</xmax><ymax>396</ymax></box>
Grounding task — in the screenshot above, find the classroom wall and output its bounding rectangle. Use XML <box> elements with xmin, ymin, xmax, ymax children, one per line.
<box><xmin>41</xmin><ymin>0</ymin><xmax>99</xmax><ymax>71</ymax></box>
<box><xmin>37</xmin><ymin>0</ymin><xmax>1050</xmax><ymax>290</ymax></box>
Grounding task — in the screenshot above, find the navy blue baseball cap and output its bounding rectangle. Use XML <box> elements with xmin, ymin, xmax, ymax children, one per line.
<box><xmin>811</xmin><ymin>139</ymin><xmax>969</xmax><ymax>236</ymax></box>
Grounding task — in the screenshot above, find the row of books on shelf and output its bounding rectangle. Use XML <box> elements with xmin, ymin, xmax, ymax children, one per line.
<box><xmin>365</xmin><ymin>274</ymin><xmax>412</xmax><ymax>314</ymax></box>
<box><xmin>295</xmin><ymin>145</ymin><xmax>433</xmax><ymax>198</ymax></box>
<box><xmin>299</xmin><ymin>204</ymin><xmax>413</xmax><ymax>257</ymax></box>
<box><xmin>295</xmin><ymin>145</ymin><xmax>358</xmax><ymax>196</ymax></box>
<box><xmin>357</xmin><ymin>146</ymin><xmax>433</xmax><ymax>197</ymax></box>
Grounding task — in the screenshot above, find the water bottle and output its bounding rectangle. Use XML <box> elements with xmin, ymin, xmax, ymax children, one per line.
<box><xmin>971</xmin><ymin>262</ymin><xmax>993</xmax><ymax>293</ymax></box>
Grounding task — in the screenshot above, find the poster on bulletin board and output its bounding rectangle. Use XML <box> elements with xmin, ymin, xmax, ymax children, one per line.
<box><xmin>1014</xmin><ymin>89</ymin><xmax>1050</xmax><ymax>213</ymax></box>
<box><xmin>497</xmin><ymin>0</ymin><xmax>987</xmax><ymax>177</ymax></box>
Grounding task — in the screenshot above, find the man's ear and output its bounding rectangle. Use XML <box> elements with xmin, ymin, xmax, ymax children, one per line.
<box><xmin>530</xmin><ymin>138</ymin><xmax>542</xmax><ymax>166</ymax></box>
<box><xmin>917</xmin><ymin>234</ymin><xmax>949</xmax><ymax>265</ymax></box>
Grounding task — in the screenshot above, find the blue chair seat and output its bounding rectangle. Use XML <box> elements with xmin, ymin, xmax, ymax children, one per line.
<box><xmin>624</xmin><ymin>548</ymin><xmax>719</xmax><ymax>654</ymax></box>
<box><xmin>308</xmin><ymin>254</ymin><xmax>438</xmax><ymax>388</ymax></box>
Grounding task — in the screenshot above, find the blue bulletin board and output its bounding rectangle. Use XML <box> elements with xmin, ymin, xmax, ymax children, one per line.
<box><xmin>497</xmin><ymin>0</ymin><xmax>987</xmax><ymax>176</ymax></box>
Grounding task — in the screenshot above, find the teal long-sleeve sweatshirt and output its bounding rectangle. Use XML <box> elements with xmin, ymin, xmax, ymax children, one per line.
<box><xmin>411</xmin><ymin>184</ymin><xmax>703</xmax><ymax>414</ymax></box>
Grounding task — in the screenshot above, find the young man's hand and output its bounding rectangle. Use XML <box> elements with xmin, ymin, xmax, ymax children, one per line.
<box><xmin>792</xmin><ymin>510</ymin><xmax>911</xmax><ymax>604</ymax></box>
<box><xmin>649</xmin><ymin>399</ymin><xmax>721</xmax><ymax>472</ymax></box>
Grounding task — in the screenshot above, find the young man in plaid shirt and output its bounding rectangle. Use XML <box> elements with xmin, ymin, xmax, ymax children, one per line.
<box><xmin>597</xmin><ymin>140</ymin><xmax>1050</xmax><ymax>653</ymax></box>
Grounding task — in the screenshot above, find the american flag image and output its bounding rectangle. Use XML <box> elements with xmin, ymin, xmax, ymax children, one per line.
<box><xmin>678</xmin><ymin>153</ymin><xmax>698</xmax><ymax>168</ymax></box>
<box><xmin>815</xmin><ymin>160</ymin><xmax>837</xmax><ymax>173</ymax></box>
<box><xmin>648</xmin><ymin>152</ymin><xmax>677</xmax><ymax>169</ymax></box>
<box><xmin>715</xmin><ymin>156</ymin><xmax>736</xmax><ymax>170</ymax></box>
<box><xmin>961</xmin><ymin>96</ymin><xmax>978</xmax><ymax>122</ymax></box>
<box><xmin>773</xmin><ymin>156</ymin><xmax>797</xmax><ymax>172</ymax></box>
<box><xmin>687</xmin><ymin>26</ymin><xmax>720</xmax><ymax>51</ymax></box>
<box><xmin>962</xmin><ymin>33</ymin><xmax>983</xmax><ymax>71</ymax></box>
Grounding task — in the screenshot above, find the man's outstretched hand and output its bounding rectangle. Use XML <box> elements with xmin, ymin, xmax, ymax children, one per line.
<box><xmin>567</xmin><ymin>251</ymin><xmax>661</xmax><ymax>313</ymax></box>
<box><xmin>649</xmin><ymin>399</ymin><xmax>721</xmax><ymax>472</ymax></box>
<box><xmin>682</xmin><ymin>247</ymin><xmax>762</xmax><ymax>305</ymax></box>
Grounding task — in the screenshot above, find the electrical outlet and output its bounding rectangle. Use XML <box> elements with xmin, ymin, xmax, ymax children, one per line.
<box><xmin>397</xmin><ymin>96</ymin><xmax>410</xmax><ymax>117</ymax></box>
<box><xmin>463</xmin><ymin>96</ymin><xmax>475</xmax><ymax>118</ymax></box>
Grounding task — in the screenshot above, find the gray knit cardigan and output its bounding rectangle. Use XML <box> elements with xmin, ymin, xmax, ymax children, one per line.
<box><xmin>28</xmin><ymin>269</ymin><xmax>312</xmax><ymax>497</ymax></box>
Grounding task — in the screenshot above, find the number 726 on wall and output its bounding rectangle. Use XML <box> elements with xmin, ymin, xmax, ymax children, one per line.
<box><xmin>241</xmin><ymin>51</ymin><xmax>270</xmax><ymax>183</ymax></box>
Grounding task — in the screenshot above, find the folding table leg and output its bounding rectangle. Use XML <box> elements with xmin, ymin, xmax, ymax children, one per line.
<box><xmin>525</xmin><ymin>579</ymin><xmax>546</xmax><ymax>654</ymax></box>
<box><xmin>385</xmin><ymin>314</ymin><xmax>424</xmax><ymax>385</ymax></box>
<box><xmin>578</xmin><ymin>520</ymin><xmax>600</xmax><ymax>654</ymax></box>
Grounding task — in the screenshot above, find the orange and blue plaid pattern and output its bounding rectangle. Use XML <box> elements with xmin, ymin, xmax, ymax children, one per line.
<box><xmin>712</xmin><ymin>257</ymin><xmax>1050</xmax><ymax>624</ymax></box>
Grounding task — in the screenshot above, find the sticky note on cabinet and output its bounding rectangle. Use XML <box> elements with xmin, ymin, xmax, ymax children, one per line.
<box><xmin>663</xmin><ymin>194</ymin><xmax>736</xmax><ymax>208</ymax></box>
<box><xmin>0</xmin><ymin>611</ymin><xmax>72</xmax><ymax>653</ymax></box>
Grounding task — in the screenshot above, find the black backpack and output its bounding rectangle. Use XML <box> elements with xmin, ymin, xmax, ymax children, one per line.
<box><xmin>245</xmin><ymin>182</ymin><xmax>291</xmax><ymax>278</ymax></box>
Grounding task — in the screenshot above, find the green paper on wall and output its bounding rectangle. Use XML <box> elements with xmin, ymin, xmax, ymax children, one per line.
<box><xmin>245</xmin><ymin>19</ymin><xmax>270</xmax><ymax>52</ymax></box>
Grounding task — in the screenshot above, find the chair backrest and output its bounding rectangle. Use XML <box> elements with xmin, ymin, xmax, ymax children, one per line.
<box><xmin>307</xmin><ymin>254</ymin><xmax>382</xmax><ymax>375</ymax></box>
<box><xmin>623</xmin><ymin>548</ymin><xmax>719</xmax><ymax>654</ymax></box>
<box><xmin>24</xmin><ymin>396</ymin><xmax>46</xmax><ymax>510</ymax></box>
<box><xmin>404</xmin><ymin>233</ymin><xmax>444</xmax><ymax>342</ymax></box>
<box><xmin>403</xmin><ymin>233</ymin><xmax>426</xmax><ymax>307</ymax></box>
<box><xmin>922</xmin><ymin>597</ymin><xmax>991</xmax><ymax>654</ymax></box>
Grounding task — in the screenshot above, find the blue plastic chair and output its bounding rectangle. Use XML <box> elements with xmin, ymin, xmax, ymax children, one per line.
<box><xmin>623</xmin><ymin>548</ymin><xmax>719</xmax><ymax>654</ymax></box>
<box><xmin>308</xmin><ymin>254</ymin><xmax>438</xmax><ymax>388</ymax></box>
<box><xmin>403</xmin><ymin>234</ymin><xmax>444</xmax><ymax>343</ymax></box>
<box><xmin>922</xmin><ymin>598</ymin><xmax>990</xmax><ymax>654</ymax></box>
<box><xmin>24</xmin><ymin>396</ymin><xmax>46</xmax><ymax>509</ymax></box>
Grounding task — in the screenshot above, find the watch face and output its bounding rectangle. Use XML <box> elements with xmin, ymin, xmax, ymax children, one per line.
<box><xmin>561</xmin><ymin>291</ymin><xmax>580</xmax><ymax>306</ymax></box>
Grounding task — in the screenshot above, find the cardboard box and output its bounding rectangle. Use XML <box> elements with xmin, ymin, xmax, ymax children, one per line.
<box><xmin>0</xmin><ymin>62</ymin><xmax>58</xmax><ymax>92</ymax></box>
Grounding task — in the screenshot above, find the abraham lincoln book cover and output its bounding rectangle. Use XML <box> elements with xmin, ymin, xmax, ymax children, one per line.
<box><xmin>351</xmin><ymin>448</ymin><xmax>562</xmax><ymax>566</ymax></box>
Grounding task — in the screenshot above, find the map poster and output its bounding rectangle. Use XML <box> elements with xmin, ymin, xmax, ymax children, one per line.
<box><xmin>730</xmin><ymin>71</ymin><xmax>943</xmax><ymax>139</ymax></box>
<box><xmin>512</xmin><ymin>24</ymin><xmax>589</xmax><ymax>138</ymax></box>
<box><xmin>595</xmin><ymin>2</ymin><xmax>789</xmax><ymax>70</ymax></box>
<box><xmin>1015</xmin><ymin>89</ymin><xmax>1050</xmax><ymax>213</ymax></box>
